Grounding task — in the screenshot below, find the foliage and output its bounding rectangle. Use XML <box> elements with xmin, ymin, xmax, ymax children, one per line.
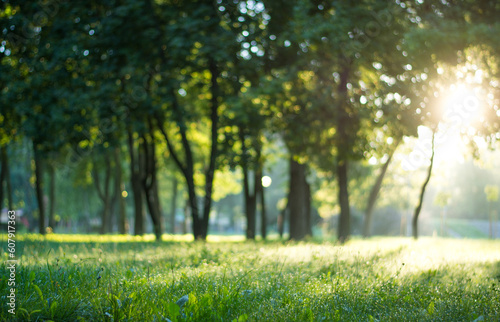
<box><xmin>484</xmin><ymin>185</ymin><xmax>499</xmax><ymax>203</ymax></box>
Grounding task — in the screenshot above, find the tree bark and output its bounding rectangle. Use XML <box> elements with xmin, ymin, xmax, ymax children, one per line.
<box><xmin>5</xmin><ymin>147</ymin><xmax>12</xmax><ymax>210</ymax></box>
<box><xmin>242</xmin><ymin>164</ymin><xmax>257</xmax><ymax>240</ymax></box>
<box><xmin>278</xmin><ymin>208</ymin><xmax>285</xmax><ymax>239</ymax></box>
<box><xmin>412</xmin><ymin>131</ymin><xmax>435</xmax><ymax>239</ymax></box>
<box><xmin>362</xmin><ymin>142</ymin><xmax>399</xmax><ymax>238</ymax></box>
<box><xmin>170</xmin><ymin>177</ymin><xmax>178</xmax><ymax>234</ymax></box>
<box><xmin>259</xmin><ymin>166</ymin><xmax>267</xmax><ymax>240</ymax></box>
<box><xmin>200</xmin><ymin>57</ymin><xmax>220</xmax><ymax>240</ymax></box>
<box><xmin>114</xmin><ymin>147</ymin><xmax>127</xmax><ymax>234</ymax></box>
<box><xmin>289</xmin><ymin>157</ymin><xmax>308</xmax><ymax>240</ymax></box>
<box><xmin>183</xmin><ymin>199</ymin><xmax>189</xmax><ymax>234</ymax></box>
<box><xmin>336</xmin><ymin>65</ymin><xmax>352</xmax><ymax>244</ymax></box>
<box><xmin>33</xmin><ymin>140</ymin><xmax>46</xmax><ymax>235</ymax></box>
<box><xmin>145</xmin><ymin>176</ymin><xmax>163</xmax><ymax>241</ymax></box>
<box><xmin>240</xmin><ymin>126</ymin><xmax>258</xmax><ymax>240</ymax></box>
<box><xmin>128</xmin><ymin>128</ymin><xmax>144</xmax><ymax>236</ymax></box>
<box><xmin>93</xmin><ymin>153</ymin><xmax>112</xmax><ymax>234</ymax></box>
<box><xmin>305</xmin><ymin>180</ymin><xmax>312</xmax><ymax>237</ymax></box>
<box><xmin>0</xmin><ymin>145</ymin><xmax>7</xmax><ymax>211</ymax></box>
<box><xmin>254</xmin><ymin>142</ymin><xmax>267</xmax><ymax>240</ymax></box>
<box><xmin>337</xmin><ymin>161</ymin><xmax>351</xmax><ymax>243</ymax></box>
<box><xmin>141</xmin><ymin>125</ymin><xmax>163</xmax><ymax>241</ymax></box>
<box><xmin>48</xmin><ymin>163</ymin><xmax>56</xmax><ymax>230</ymax></box>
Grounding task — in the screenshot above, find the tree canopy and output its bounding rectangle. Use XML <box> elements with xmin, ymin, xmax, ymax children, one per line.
<box><xmin>1</xmin><ymin>0</ymin><xmax>499</xmax><ymax>241</ymax></box>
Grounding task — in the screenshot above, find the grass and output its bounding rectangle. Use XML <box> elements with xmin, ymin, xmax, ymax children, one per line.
<box><xmin>428</xmin><ymin>217</ymin><xmax>490</xmax><ymax>238</ymax></box>
<box><xmin>446</xmin><ymin>219</ymin><xmax>489</xmax><ymax>239</ymax></box>
<box><xmin>1</xmin><ymin>234</ymin><xmax>500</xmax><ymax>321</ymax></box>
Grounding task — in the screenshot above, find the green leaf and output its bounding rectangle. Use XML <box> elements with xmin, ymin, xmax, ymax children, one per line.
<box><xmin>29</xmin><ymin>270</ymin><xmax>36</xmax><ymax>283</ymax></box>
<box><xmin>50</xmin><ymin>300</ymin><xmax>58</xmax><ymax>317</ymax></box>
<box><xmin>427</xmin><ymin>301</ymin><xmax>435</xmax><ymax>315</ymax></box>
<box><xmin>239</xmin><ymin>314</ymin><xmax>249</xmax><ymax>322</ymax></box>
<box><xmin>168</xmin><ymin>302</ymin><xmax>180</xmax><ymax>322</ymax></box>
<box><xmin>33</xmin><ymin>284</ymin><xmax>44</xmax><ymax>302</ymax></box>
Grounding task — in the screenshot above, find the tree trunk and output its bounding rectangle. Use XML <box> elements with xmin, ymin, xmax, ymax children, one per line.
<box><xmin>156</xmin><ymin>91</ymin><xmax>202</xmax><ymax>239</ymax></box>
<box><xmin>141</xmin><ymin>127</ymin><xmax>163</xmax><ymax>241</ymax></box>
<box><xmin>93</xmin><ymin>153</ymin><xmax>112</xmax><ymax>234</ymax></box>
<box><xmin>0</xmin><ymin>145</ymin><xmax>7</xmax><ymax>211</ymax></box>
<box><xmin>362</xmin><ymin>143</ymin><xmax>399</xmax><ymax>238</ymax></box>
<box><xmin>101</xmin><ymin>197</ymin><xmax>110</xmax><ymax>234</ymax></box>
<box><xmin>33</xmin><ymin>141</ymin><xmax>46</xmax><ymax>235</ymax></box>
<box><xmin>170</xmin><ymin>177</ymin><xmax>178</xmax><ymax>234</ymax></box>
<box><xmin>337</xmin><ymin>161</ymin><xmax>351</xmax><ymax>243</ymax></box>
<box><xmin>240</xmin><ymin>126</ymin><xmax>259</xmax><ymax>240</ymax></box>
<box><xmin>183</xmin><ymin>199</ymin><xmax>189</xmax><ymax>234</ymax></box>
<box><xmin>278</xmin><ymin>193</ymin><xmax>289</xmax><ymax>239</ymax></box>
<box><xmin>157</xmin><ymin>58</ymin><xmax>219</xmax><ymax>241</ymax></box>
<box><xmin>48</xmin><ymin>163</ymin><xmax>56</xmax><ymax>230</ymax></box>
<box><xmin>114</xmin><ymin>147</ymin><xmax>127</xmax><ymax>234</ymax></box>
<box><xmin>412</xmin><ymin>131</ymin><xmax>435</xmax><ymax>239</ymax></box>
<box><xmin>242</xmin><ymin>165</ymin><xmax>257</xmax><ymax>239</ymax></box>
<box><xmin>254</xmin><ymin>142</ymin><xmax>267</xmax><ymax>240</ymax></box>
<box><xmin>259</xmin><ymin>166</ymin><xmax>267</xmax><ymax>240</ymax></box>
<box><xmin>128</xmin><ymin>128</ymin><xmax>144</xmax><ymax>236</ymax></box>
<box><xmin>289</xmin><ymin>158</ymin><xmax>308</xmax><ymax>240</ymax></box>
<box><xmin>143</xmin><ymin>177</ymin><xmax>162</xmax><ymax>241</ymax></box>
<box><xmin>200</xmin><ymin>57</ymin><xmax>220</xmax><ymax>240</ymax></box>
<box><xmin>5</xmin><ymin>147</ymin><xmax>12</xmax><ymax>210</ymax></box>
<box><xmin>336</xmin><ymin>65</ymin><xmax>352</xmax><ymax>244</ymax></box>
<box><xmin>305</xmin><ymin>180</ymin><xmax>312</xmax><ymax>237</ymax></box>
<box><xmin>278</xmin><ymin>209</ymin><xmax>285</xmax><ymax>239</ymax></box>
<box><xmin>153</xmin><ymin>178</ymin><xmax>163</xmax><ymax>239</ymax></box>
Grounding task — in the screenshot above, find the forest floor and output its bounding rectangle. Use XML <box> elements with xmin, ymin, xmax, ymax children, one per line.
<box><xmin>1</xmin><ymin>234</ymin><xmax>499</xmax><ymax>321</ymax></box>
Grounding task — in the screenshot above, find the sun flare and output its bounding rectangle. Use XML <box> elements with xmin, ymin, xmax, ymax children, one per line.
<box><xmin>441</xmin><ymin>83</ymin><xmax>482</xmax><ymax>128</ymax></box>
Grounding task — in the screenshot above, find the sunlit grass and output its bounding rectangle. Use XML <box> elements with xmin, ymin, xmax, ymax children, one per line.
<box><xmin>2</xmin><ymin>233</ymin><xmax>249</xmax><ymax>244</ymax></box>
<box><xmin>1</xmin><ymin>236</ymin><xmax>499</xmax><ymax>321</ymax></box>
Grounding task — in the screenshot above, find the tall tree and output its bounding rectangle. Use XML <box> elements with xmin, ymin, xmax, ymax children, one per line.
<box><xmin>412</xmin><ymin>130</ymin><xmax>435</xmax><ymax>239</ymax></box>
<box><xmin>0</xmin><ymin>146</ymin><xmax>13</xmax><ymax>211</ymax></box>
<box><xmin>141</xmin><ymin>120</ymin><xmax>163</xmax><ymax>241</ymax></box>
<box><xmin>92</xmin><ymin>151</ymin><xmax>113</xmax><ymax>234</ymax></box>
<box><xmin>127</xmin><ymin>128</ymin><xmax>145</xmax><ymax>236</ymax></box>
<box><xmin>264</xmin><ymin>0</ymin><xmax>423</xmax><ymax>242</ymax></box>
<box><xmin>288</xmin><ymin>158</ymin><xmax>310</xmax><ymax>240</ymax></box>
<box><xmin>362</xmin><ymin>139</ymin><xmax>401</xmax><ymax>237</ymax></box>
<box><xmin>113</xmin><ymin>147</ymin><xmax>127</xmax><ymax>234</ymax></box>
<box><xmin>154</xmin><ymin>1</ymin><xmax>251</xmax><ymax>240</ymax></box>
<box><xmin>47</xmin><ymin>162</ymin><xmax>56</xmax><ymax>230</ymax></box>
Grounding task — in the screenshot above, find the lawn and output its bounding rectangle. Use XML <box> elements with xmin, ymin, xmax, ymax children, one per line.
<box><xmin>1</xmin><ymin>234</ymin><xmax>500</xmax><ymax>321</ymax></box>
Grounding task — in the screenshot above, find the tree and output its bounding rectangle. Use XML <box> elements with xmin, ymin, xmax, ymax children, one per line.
<box><xmin>47</xmin><ymin>162</ymin><xmax>56</xmax><ymax>230</ymax></box>
<box><xmin>141</xmin><ymin>120</ymin><xmax>163</xmax><ymax>241</ymax></box>
<box><xmin>92</xmin><ymin>151</ymin><xmax>113</xmax><ymax>234</ymax></box>
<box><xmin>362</xmin><ymin>139</ymin><xmax>400</xmax><ymax>237</ymax></box>
<box><xmin>0</xmin><ymin>146</ymin><xmax>13</xmax><ymax>211</ymax></box>
<box><xmin>113</xmin><ymin>147</ymin><xmax>127</xmax><ymax>234</ymax></box>
<box><xmin>412</xmin><ymin>130</ymin><xmax>435</xmax><ymax>239</ymax></box>
<box><xmin>484</xmin><ymin>185</ymin><xmax>499</xmax><ymax>238</ymax></box>
<box><xmin>154</xmin><ymin>1</ymin><xmax>256</xmax><ymax>240</ymax></box>
<box><xmin>288</xmin><ymin>158</ymin><xmax>310</xmax><ymax>240</ymax></box>
<box><xmin>264</xmin><ymin>0</ymin><xmax>420</xmax><ymax>242</ymax></box>
<box><xmin>2</xmin><ymin>0</ymin><xmax>97</xmax><ymax>234</ymax></box>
